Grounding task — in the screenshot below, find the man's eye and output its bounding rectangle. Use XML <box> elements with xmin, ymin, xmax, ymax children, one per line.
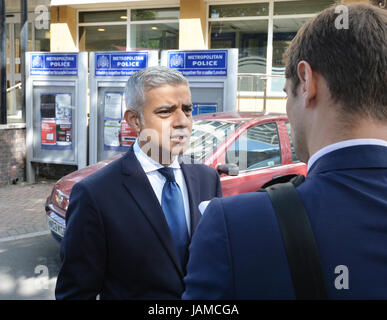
<box><xmin>158</xmin><ymin>110</ymin><xmax>171</xmax><ymax>114</ymax></box>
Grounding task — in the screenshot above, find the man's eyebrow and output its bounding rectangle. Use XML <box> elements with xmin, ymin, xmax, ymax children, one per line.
<box><xmin>154</xmin><ymin>105</ymin><xmax>175</xmax><ymax>112</ymax></box>
<box><xmin>183</xmin><ymin>103</ymin><xmax>193</xmax><ymax>108</ymax></box>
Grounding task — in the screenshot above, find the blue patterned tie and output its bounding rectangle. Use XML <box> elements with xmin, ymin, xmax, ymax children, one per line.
<box><xmin>158</xmin><ymin>167</ymin><xmax>188</xmax><ymax>266</ymax></box>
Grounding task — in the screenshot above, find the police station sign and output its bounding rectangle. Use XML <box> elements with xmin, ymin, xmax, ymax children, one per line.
<box><xmin>167</xmin><ymin>50</ymin><xmax>227</xmax><ymax>76</ymax></box>
<box><xmin>95</xmin><ymin>52</ymin><xmax>148</xmax><ymax>76</ymax></box>
<box><xmin>30</xmin><ymin>53</ymin><xmax>78</xmax><ymax>76</ymax></box>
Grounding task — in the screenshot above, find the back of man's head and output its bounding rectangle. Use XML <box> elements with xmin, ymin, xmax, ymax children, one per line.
<box><xmin>284</xmin><ymin>3</ymin><xmax>387</xmax><ymax>121</ymax></box>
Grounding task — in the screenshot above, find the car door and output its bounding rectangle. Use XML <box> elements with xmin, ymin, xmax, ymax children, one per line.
<box><xmin>219</xmin><ymin>120</ymin><xmax>305</xmax><ymax>197</ymax></box>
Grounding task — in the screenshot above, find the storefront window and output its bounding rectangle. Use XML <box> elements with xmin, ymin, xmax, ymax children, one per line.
<box><xmin>210</xmin><ymin>1</ymin><xmax>335</xmax><ymax>96</ymax></box>
<box><xmin>79</xmin><ymin>25</ymin><xmax>126</xmax><ymax>51</ymax></box>
<box><xmin>209</xmin><ymin>3</ymin><xmax>269</xmax><ymax>18</ymax></box>
<box><xmin>78</xmin><ymin>8</ymin><xmax>179</xmax><ymax>52</ymax></box>
<box><xmin>210</xmin><ymin>17</ymin><xmax>268</xmax><ymax>92</ymax></box>
<box><xmin>274</xmin><ymin>0</ymin><xmax>336</xmax><ymax>15</ymax></box>
<box><xmin>79</xmin><ymin>10</ymin><xmax>127</xmax><ymax>23</ymax></box>
<box><xmin>130</xmin><ymin>23</ymin><xmax>178</xmax><ymax>51</ymax></box>
<box><xmin>34</xmin><ymin>26</ymin><xmax>50</xmax><ymax>51</ymax></box>
<box><xmin>271</xmin><ymin>17</ymin><xmax>311</xmax><ymax>92</ymax></box>
<box><xmin>209</xmin><ymin>3</ymin><xmax>269</xmax><ymax>93</ymax></box>
<box><xmin>131</xmin><ymin>8</ymin><xmax>179</xmax><ymax>21</ymax></box>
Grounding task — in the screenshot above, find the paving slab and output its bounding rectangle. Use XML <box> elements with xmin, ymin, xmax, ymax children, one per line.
<box><xmin>0</xmin><ymin>181</ymin><xmax>56</xmax><ymax>239</ymax></box>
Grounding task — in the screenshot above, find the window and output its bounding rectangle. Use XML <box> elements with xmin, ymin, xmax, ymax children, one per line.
<box><xmin>209</xmin><ymin>3</ymin><xmax>269</xmax><ymax>18</ymax></box>
<box><xmin>130</xmin><ymin>8</ymin><xmax>179</xmax><ymax>51</ymax></box>
<box><xmin>209</xmin><ymin>3</ymin><xmax>269</xmax><ymax>93</ymax></box>
<box><xmin>209</xmin><ymin>0</ymin><xmax>336</xmax><ymax>96</ymax></box>
<box><xmin>78</xmin><ymin>10</ymin><xmax>127</xmax><ymax>51</ymax></box>
<box><xmin>270</xmin><ymin>0</ymin><xmax>336</xmax><ymax>93</ymax></box>
<box><xmin>226</xmin><ymin>122</ymin><xmax>281</xmax><ymax>171</ymax></box>
<box><xmin>271</xmin><ymin>17</ymin><xmax>310</xmax><ymax>92</ymax></box>
<box><xmin>274</xmin><ymin>0</ymin><xmax>336</xmax><ymax>15</ymax></box>
<box><xmin>78</xmin><ymin>8</ymin><xmax>179</xmax><ymax>52</ymax></box>
<box><xmin>186</xmin><ymin>120</ymin><xmax>242</xmax><ymax>162</ymax></box>
<box><xmin>285</xmin><ymin>122</ymin><xmax>298</xmax><ymax>162</ymax></box>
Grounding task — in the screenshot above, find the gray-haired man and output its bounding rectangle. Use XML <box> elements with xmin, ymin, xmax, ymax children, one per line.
<box><xmin>55</xmin><ymin>66</ymin><xmax>222</xmax><ymax>300</ymax></box>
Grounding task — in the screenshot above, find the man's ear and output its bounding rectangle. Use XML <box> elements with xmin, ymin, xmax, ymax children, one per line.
<box><xmin>124</xmin><ymin>109</ymin><xmax>142</xmax><ymax>133</ymax></box>
<box><xmin>297</xmin><ymin>61</ymin><xmax>317</xmax><ymax>108</ymax></box>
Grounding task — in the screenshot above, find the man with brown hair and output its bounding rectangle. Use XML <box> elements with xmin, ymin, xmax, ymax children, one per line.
<box><xmin>183</xmin><ymin>3</ymin><xmax>387</xmax><ymax>299</ymax></box>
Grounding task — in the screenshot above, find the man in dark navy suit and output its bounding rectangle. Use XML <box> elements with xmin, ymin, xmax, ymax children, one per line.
<box><xmin>183</xmin><ymin>3</ymin><xmax>387</xmax><ymax>299</ymax></box>
<box><xmin>55</xmin><ymin>66</ymin><xmax>222</xmax><ymax>299</ymax></box>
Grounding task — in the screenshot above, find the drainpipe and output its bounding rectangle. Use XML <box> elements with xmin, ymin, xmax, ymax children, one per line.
<box><xmin>20</xmin><ymin>0</ymin><xmax>27</xmax><ymax>123</ymax></box>
<box><xmin>0</xmin><ymin>0</ymin><xmax>6</xmax><ymax>124</ymax></box>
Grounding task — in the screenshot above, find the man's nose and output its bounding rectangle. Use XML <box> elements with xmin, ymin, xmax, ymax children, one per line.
<box><xmin>173</xmin><ymin>107</ymin><xmax>191</xmax><ymax>128</ymax></box>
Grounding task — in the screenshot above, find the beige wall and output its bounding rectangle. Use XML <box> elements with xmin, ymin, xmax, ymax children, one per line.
<box><xmin>50</xmin><ymin>6</ymin><xmax>78</xmax><ymax>52</ymax></box>
<box><xmin>179</xmin><ymin>0</ymin><xmax>207</xmax><ymax>50</ymax></box>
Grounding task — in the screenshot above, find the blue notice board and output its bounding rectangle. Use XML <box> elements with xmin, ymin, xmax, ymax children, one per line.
<box><xmin>30</xmin><ymin>53</ymin><xmax>78</xmax><ymax>76</ymax></box>
<box><xmin>192</xmin><ymin>103</ymin><xmax>217</xmax><ymax>116</ymax></box>
<box><xmin>95</xmin><ymin>52</ymin><xmax>148</xmax><ymax>76</ymax></box>
<box><xmin>168</xmin><ymin>50</ymin><xmax>227</xmax><ymax>76</ymax></box>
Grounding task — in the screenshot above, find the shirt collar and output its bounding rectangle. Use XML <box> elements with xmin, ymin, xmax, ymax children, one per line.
<box><xmin>307</xmin><ymin>138</ymin><xmax>387</xmax><ymax>172</ymax></box>
<box><xmin>133</xmin><ymin>139</ymin><xmax>180</xmax><ymax>173</ymax></box>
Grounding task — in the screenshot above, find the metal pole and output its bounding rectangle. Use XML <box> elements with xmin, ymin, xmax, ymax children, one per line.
<box><xmin>0</xmin><ymin>0</ymin><xmax>6</xmax><ymax>124</ymax></box>
<box><xmin>20</xmin><ymin>0</ymin><xmax>27</xmax><ymax>123</ymax></box>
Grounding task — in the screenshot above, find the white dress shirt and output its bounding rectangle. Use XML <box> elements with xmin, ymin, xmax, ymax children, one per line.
<box><xmin>307</xmin><ymin>138</ymin><xmax>387</xmax><ymax>172</ymax></box>
<box><xmin>133</xmin><ymin>140</ymin><xmax>191</xmax><ymax>236</ymax></box>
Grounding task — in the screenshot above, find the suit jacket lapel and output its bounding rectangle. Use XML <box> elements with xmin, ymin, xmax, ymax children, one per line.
<box><xmin>180</xmin><ymin>161</ymin><xmax>202</xmax><ymax>236</ymax></box>
<box><xmin>121</xmin><ymin>147</ymin><xmax>184</xmax><ymax>277</ymax></box>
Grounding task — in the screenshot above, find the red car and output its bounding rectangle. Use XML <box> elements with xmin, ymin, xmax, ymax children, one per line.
<box><xmin>45</xmin><ymin>112</ymin><xmax>306</xmax><ymax>241</ymax></box>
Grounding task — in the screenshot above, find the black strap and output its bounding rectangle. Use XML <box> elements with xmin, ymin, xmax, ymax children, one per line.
<box><xmin>265</xmin><ymin>177</ymin><xmax>328</xmax><ymax>300</ymax></box>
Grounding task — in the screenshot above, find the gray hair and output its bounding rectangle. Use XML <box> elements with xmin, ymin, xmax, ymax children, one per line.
<box><xmin>124</xmin><ymin>66</ymin><xmax>189</xmax><ymax>123</ymax></box>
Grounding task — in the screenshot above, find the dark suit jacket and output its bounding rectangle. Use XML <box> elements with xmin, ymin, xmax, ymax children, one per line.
<box><xmin>55</xmin><ymin>146</ymin><xmax>222</xmax><ymax>300</ymax></box>
<box><xmin>183</xmin><ymin>145</ymin><xmax>387</xmax><ymax>299</ymax></box>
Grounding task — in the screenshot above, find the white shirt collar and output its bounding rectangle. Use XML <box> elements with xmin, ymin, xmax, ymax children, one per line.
<box><xmin>307</xmin><ymin>138</ymin><xmax>387</xmax><ymax>172</ymax></box>
<box><xmin>133</xmin><ymin>139</ymin><xmax>180</xmax><ymax>173</ymax></box>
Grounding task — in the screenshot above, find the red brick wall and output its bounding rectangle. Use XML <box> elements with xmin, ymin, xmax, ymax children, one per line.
<box><xmin>0</xmin><ymin>124</ymin><xmax>26</xmax><ymax>186</ymax></box>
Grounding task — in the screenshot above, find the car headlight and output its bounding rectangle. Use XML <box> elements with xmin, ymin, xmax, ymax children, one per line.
<box><xmin>52</xmin><ymin>189</ymin><xmax>69</xmax><ymax>211</ymax></box>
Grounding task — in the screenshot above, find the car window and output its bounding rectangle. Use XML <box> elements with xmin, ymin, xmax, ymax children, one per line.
<box><xmin>226</xmin><ymin>122</ymin><xmax>281</xmax><ymax>171</ymax></box>
<box><xmin>285</xmin><ymin>122</ymin><xmax>299</xmax><ymax>162</ymax></box>
<box><xmin>186</xmin><ymin>120</ymin><xmax>242</xmax><ymax>162</ymax></box>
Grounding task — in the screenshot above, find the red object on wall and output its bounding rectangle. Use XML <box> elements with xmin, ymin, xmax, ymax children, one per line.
<box><xmin>120</xmin><ymin>120</ymin><xmax>137</xmax><ymax>146</ymax></box>
<box><xmin>41</xmin><ymin>119</ymin><xmax>57</xmax><ymax>145</ymax></box>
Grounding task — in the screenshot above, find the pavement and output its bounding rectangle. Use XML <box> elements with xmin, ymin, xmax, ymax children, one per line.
<box><xmin>0</xmin><ymin>180</ymin><xmax>56</xmax><ymax>240</ymax></box>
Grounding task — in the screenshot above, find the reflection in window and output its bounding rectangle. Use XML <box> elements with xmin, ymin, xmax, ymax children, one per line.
<box><xmin>274</xmin><ymin>0</ymin><xmax>336</xmax><ymax>15</ymax></box>
<box><xmin>79</xmin><ymin>25</ymin><xmax>126</xmax><ymax>51</ymax></box>
<box><xmin>186</xmin><ymin>120</ymin><xmax>242</xmax><ymax>162</ymax></box>
<box><xmin>271</xmin><ymin>17</ymin><xmax>311</xmax><ymax>92</ymax></box>
<box><xmin>79</xmin><ymin>10</ymin><xmax>127</xmax><ymax>23</ymax></box>
<box><xmin>210</xmin><ymin>20</ymin><xmax>268</xmax><ymax>92</ymax></box>
<box><xmin>130</xmin><ymin>23</ymin><xmax>178</xmax><ymax>51</ymax></box>
<box><xmin>226</xmin><ymin>122</ymin><xmax>281</xmax><ymax>171</ymax></box>
<box><xmin>209</xmin><ymin>3</ymin><xmax>269</xmax><ymax>18</ymax></box>
<box><xmin>131</xmin><ymin>8</ymin><xmax>179</xmax><ymax>21</ymax></box>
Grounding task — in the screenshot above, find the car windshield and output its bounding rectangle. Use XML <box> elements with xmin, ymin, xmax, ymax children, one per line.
<box><xmin>185</xmin><ymin>120</ymin><xmax>242</xmax><ymax>162</ymax></box>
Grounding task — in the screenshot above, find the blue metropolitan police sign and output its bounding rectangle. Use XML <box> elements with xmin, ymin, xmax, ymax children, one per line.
<box><xmin>95</xmin><ymin>52</ymin><xmax>148</xmax><ymax>76</ymax></box>
<box><xmin>167</xmin><ymin>50</ymin><xmax>227</xmax><ymax>76</ymax></box>
<box><xmin>30</xmin><ymin>53</ymin><xmax>78</xmax><ymax>76</ymax></box>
